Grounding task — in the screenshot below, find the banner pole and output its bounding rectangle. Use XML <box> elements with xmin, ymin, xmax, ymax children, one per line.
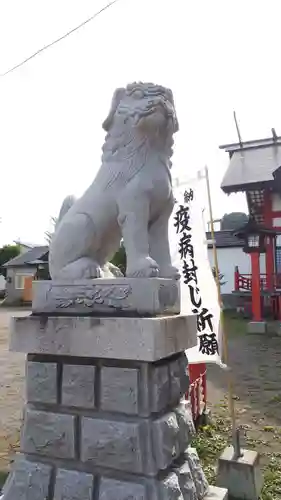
<box><xmin>204</xmin><ymin>165</ymin><xmax>241</xmax><ymax>456</ymax></box>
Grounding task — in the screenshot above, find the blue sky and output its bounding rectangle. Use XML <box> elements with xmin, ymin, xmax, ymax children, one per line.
<box><xmin>1</xmin><ymin>0</ymin><xmax>281</xmax><ymax>245</ymax></box>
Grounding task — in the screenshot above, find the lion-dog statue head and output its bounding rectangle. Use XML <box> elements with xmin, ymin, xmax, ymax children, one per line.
<box><xmin>100</xmin><ymin>82</ymin><xmax>179</xmax><ymax>183</ymax></box>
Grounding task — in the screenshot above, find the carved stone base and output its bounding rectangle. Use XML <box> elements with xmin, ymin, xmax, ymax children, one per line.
<box><xmin>32</xmin><ymin>278</ymin><xmax>180</xmax><ymax>316</ymax></box>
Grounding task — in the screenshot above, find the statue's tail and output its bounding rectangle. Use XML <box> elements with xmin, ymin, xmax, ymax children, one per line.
<box><xmin>56</xmin><ymin>195</ymin><xmax>76</xmax><ymax>228</ymax></box>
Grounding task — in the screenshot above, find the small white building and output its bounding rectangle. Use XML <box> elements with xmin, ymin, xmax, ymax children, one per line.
<box><xmin>206</xmin><ymin>230</ymin><xmax>266</xmax><ymax>294</ymax></box>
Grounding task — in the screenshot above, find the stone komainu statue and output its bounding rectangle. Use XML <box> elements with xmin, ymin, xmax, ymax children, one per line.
<box><xmin>49</xmin><ymin>82</ymin><xmax>180</xmax><ymax>280</ymax></box>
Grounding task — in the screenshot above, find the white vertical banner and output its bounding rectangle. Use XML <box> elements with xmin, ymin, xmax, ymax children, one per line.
<box><xmin>169</xmin><ymin>174</ymin><xmax>222</xmax><ymax>364</ymax></box>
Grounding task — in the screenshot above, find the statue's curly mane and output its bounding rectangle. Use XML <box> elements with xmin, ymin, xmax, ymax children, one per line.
<box><xmin>95</xmin><ymin>82</ymin><xmax>177</xmax><ymax>190</ymax></box>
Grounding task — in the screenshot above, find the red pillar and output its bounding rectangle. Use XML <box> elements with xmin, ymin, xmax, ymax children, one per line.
<box><xmin>251</xmin><ymin>252</ymin><xmax>261</xmax><ymax>321</ymax></box>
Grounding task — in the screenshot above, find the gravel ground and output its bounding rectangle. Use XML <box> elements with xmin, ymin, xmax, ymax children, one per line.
<box><xmin>207</xmin><ymin>316</ymin><xmax>281</xmax><ymax>467</ymax></box>
<box><xmin>0</xmin><ymin>308</ymin><xmax>27</xmax><ymax>471</ymax></box>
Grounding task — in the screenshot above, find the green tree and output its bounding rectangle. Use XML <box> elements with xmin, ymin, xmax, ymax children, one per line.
<box><xmin>220</xmin><ymin>212</ymin><xmax>248</xmax><ymax>231</ymax></box>
<box><xmin>111</xmin><ymin>243</ymin><xmax>126</xmax><ymax>275</ymax></box>
<box><xmin>0</xmin><ymin>244</ymin><xmax>20</xmax><ymax>278</ymax></box>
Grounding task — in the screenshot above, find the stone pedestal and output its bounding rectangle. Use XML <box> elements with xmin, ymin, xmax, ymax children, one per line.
<box><xmin>31</xmin><ymin>278</ymin><xmax>180</xmax><ymax>317</ymax></box>
<box><xmin>247</xmin><ymin>321</ymin><xmax>267</xmax><ymax>334</ymax></box>
<box><xmin>2</xmin><ymin>314</ymin><xmax>227</xmax><ymax>499</ymax></box>
<box><xmin>217</xmin><ymin>447</ymin><xmax>263</xmax><ymax>500</ymax></box>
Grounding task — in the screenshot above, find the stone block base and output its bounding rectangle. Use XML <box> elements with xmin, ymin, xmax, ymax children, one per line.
<box><xmin>247</xmin><ymin>321</ymin><xmax>267</xmax><ymax>334</ymax></box>
<box><xmin>3</xmin><ymin>314</ymin><xmax>227</xmax><ymax>499</ymax></box>
<box><xmin>217</xmin><ymin>446</ymin><xmax>263</xmax><ymax>500</ymax></box>
<box><xmin>0</xmin><ymin>351</ymin><xmax>220</xmax><ymax>500</ymax></box>
<box><xmin>2</xmin><ymin>449</ymin><xmax>211</xmax><ymax>500</ymax></box>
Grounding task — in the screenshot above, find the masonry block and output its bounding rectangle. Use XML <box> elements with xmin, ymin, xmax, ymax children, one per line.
<box><xmin>26</xmin><ymin>361</ymin><xmax>57</xmax><ymax>403</ymax></box>
<box><xmin>100</xmin><ymin>366</ymin><xmax>139</xmax><ymax>414</ymax></box>
<box><xmin>81</xmin><ymin>417</ymin><xmax>144</xmax><ymax>473</ymax></box>
<box><xmin>169</xmin><ymin>353</ymin><xmax>189</xmax><ymax>404</ymax></box>
<box><xmin>160</xmin><ymin>472</ymin><xmax>184</xmax><ymax>500</ymax></box>
<box><xmin>172</xmin><ymin>458</ymin><xmax>198</xmax><ymax>499</ymax></box>
<box><xmin>1</xmin><ymin>457</ymin><xmax>51</xmax><ymax>500</ymax></box>
<box><xmin>54</xmin><ymin>469</ymin><xmax>94</xmax><ymax>500</ymax></box>
<box><xmin>99</xmin><ymin>478</ymin><xmax>147</xmax><ymax>500</ymax></box>
<box><xmin>62</xmin><ymin>364</ymin><xmax>96</xmax><ymax>408</ymax></box>
<box><xmin>22</xmin><ymin>408</ymin><xmax>75</xmax><ymax>459</ymax></box>
<box><xmin>152</xmin><ymin>412</ymin><xmax>180</xmax><ymax>470</ymax></box>
<box><xmin>150</xmin><ymin>364</ymin><xmax>170</xmax><ymax>413</ymax></box>
<box><xmin>186</xmin><ymin>448</ymin><xmax>209</xmax><ymax>499</ymax></box>
<box><xmin>175</xmin><ymin>400</ymin><xmax>196</xmax><ymax>448</ymax></box>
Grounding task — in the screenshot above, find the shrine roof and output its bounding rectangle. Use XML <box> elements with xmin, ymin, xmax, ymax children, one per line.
<box><xmin>206</xmin><ymin>231</ymin><xmax>244</xmax><ymax>248</ymax></box>
<box><xmin>220</xmin><ymin>137</ymin><xmax>281</xmax><ymax>193</ymax></box>
<box><xmin>3</xmin><ymin>246</ymin><xmax>49</xmax><ymax>267</ymax></box>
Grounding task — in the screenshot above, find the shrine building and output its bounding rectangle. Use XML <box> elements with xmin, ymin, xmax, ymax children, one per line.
<box><xmin>220</xmin><ymin>131</ymin><xmax>281</xmax><ymax>331</ymax></box>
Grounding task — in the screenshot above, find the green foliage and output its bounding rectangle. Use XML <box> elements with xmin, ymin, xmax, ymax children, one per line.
<box><xmin>111</xmin><ymin>243</ymin><xmax>126</xmax><ymax>275</ymax></box>
<box><xmin>0</xmin><ymin>470</ymin><xmax>8</xmax><ymax>488</ymax></box>
<box><xmin>191</xmin><ymin>420</ymin><xmax>228</xmax><ymax>484</ymax></box>
<box><xmin>261</xmin><ymin>456</ymin><xmax>281</xmax><ymax>500</ymax></box>
<box><xmin>35</xmin><ymin>266</ymin><xmax>51</xmax><ymax>280</ymax></box>
<box><xmin>212</xmin><ymin>267</ymin><xmax>227</xmax><ymax>287</ymax></box>
<box><xmin>192</xmin><ymin>417</ymin><xmax>281</xmax><ymax>499</ymax></box>
<box><xmin>0</xmin><ymin>245</ymin><xmax>20</xmax><ymax>278</ymax></box>
<box><xmin>220</xmin><ymin>212</ymin><xmax>248</xmax><ymax>231</ymax></box>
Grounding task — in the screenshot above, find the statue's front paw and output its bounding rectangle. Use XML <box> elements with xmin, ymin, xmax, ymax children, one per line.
<box><xmin>159</xmin><ymin>265</ymin><xmax>181</xmax><ymax>280</ymax></box>
<box><xmin>126</xmin><ymin>257</ymin><xmax>159</xmax><ymax>278</ymax></box>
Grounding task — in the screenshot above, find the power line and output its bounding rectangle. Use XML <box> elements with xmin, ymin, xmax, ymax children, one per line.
<box><xmin>1</xmin><ymin>0</ymin><xmax>121</xmax><ymax>78</ymax></box>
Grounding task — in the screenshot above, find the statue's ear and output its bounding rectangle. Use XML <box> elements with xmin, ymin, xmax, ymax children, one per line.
<box><xmin>102</xmin><ymin>87</ymin><xmax>126</xmax><ymax>131</ymax></box>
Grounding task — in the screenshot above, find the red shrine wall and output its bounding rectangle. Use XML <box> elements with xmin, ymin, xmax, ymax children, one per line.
<box><xmin>262</xmin><ymin>190</ymin><xmax>281</xmax><ymax>278</ymax></box>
